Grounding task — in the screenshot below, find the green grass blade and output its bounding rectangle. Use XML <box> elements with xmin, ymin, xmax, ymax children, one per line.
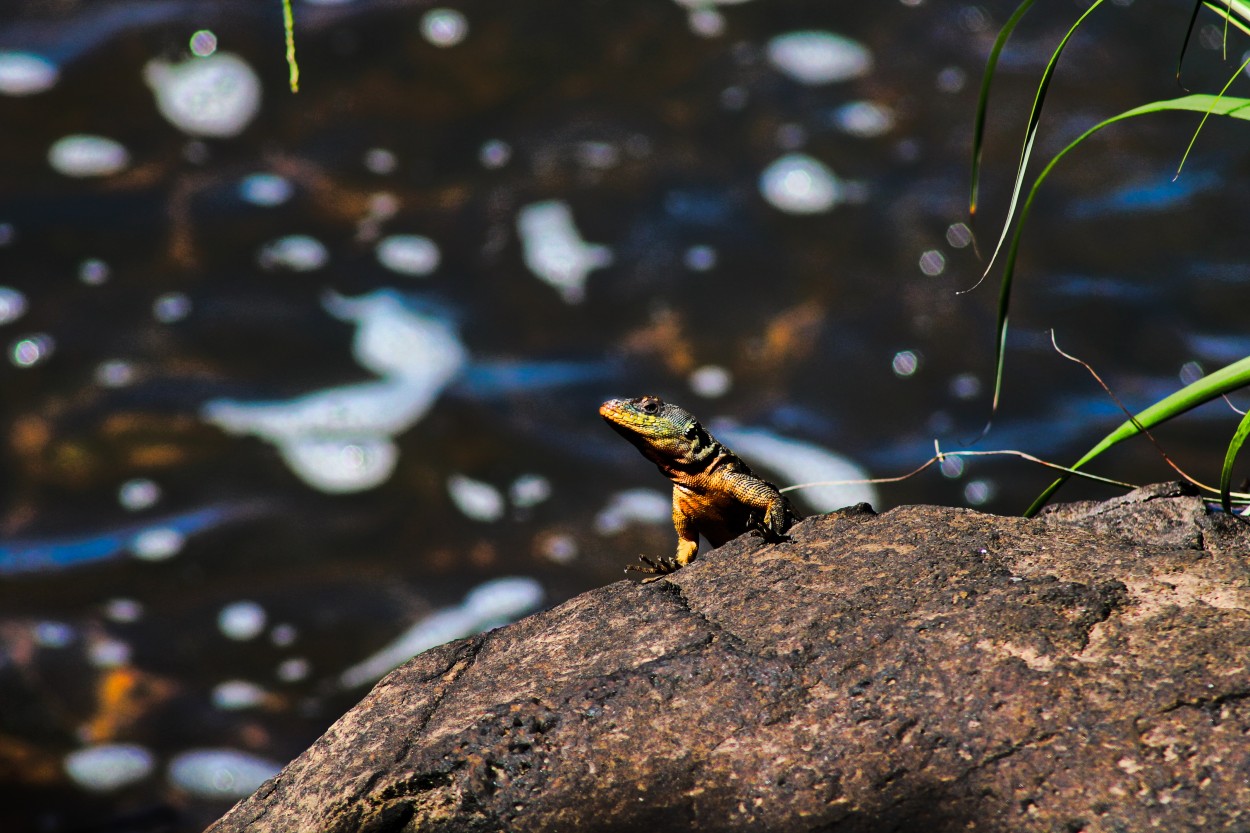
<box><xmin>1204</xmin><ymin>0</ymin><xmax>1250</xmax><ymax>36</ymax></box>
<box><xmin>1176</xmin><ymin>52</ymin><xmax>1250</xmax><ymax>175</ymax></box>
<box><xmin>1178</xmin><ymin>0</ymin><xmax>1205</xmax><ymax>86</ymax></box>
<box><xmin>978</xmin><ymin>0</ymin><xmax>1108</xmax><ymax>285</ymax></box>
<box><xmin>1220</xmin><ymin>408</ymin><xmax>1250</xmax><ymax>514</ymax></box>
<box><xmin>1026</xmin><ymin>355</ymin><xmax>1250</xmax><ymax>516</ymax></box>
<box><xmin>987</xmin><ymin>93</ymin><xmax>1250</xmax><ymax>419</ymax></box>
<box><xmin>283</xmin><ymin>0</ymin><xmax>299</xmax><ymax>93</ymax></box>
<box><xmin>971</xmin><ymin>0</ymin><xmax>1036</xmax><ymax>217</ymax></box>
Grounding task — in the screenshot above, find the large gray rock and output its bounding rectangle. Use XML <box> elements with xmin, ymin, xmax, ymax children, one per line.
<box><xmin>207</xmin><ymin>484</ymin><xmax>1250</xmax><ymax>832</ymax></box>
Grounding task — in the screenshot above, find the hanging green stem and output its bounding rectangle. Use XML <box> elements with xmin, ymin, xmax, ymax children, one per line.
<box><xmin>283</xmin><ymin>0</ymin><xmax>300</xmax><ymax>93</ymax></box>
<box><xmin>1220</xmin><ymin>408</ymin><xmax>1250</xmax><ymax>515</ymax></box>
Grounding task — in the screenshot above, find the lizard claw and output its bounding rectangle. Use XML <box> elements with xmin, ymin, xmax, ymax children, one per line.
<box><xmin>749</xmin><ymin>525</ymin><xmax>793</xmax><ymax>544</ymax></box>
<box><xmin>625</xmin><ymin>554</ymin><xmax>680</xmax><ymax>583</ymax></box>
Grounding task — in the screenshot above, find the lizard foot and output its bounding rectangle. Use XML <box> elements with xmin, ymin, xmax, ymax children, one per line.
<box><xmin>625</xmin><ymin>554</ymin><xmax>680</xmax><ymax>583</ymax></box>
<box><xmin>750</xmin><ymin>527</ymin><xmax>794</xmax><ymax>545</ymax></box>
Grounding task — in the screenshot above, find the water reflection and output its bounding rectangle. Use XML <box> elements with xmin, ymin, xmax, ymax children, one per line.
<box><xmin>0</xmin><ymin>49</ymin><xmax>57</xmax><ymax>94</ymax></box>
<box><xmin>516</xmin><ymin>201</ymin><xmax>614</xmax><ymax>303</ymax></box>
<box><xmin>0</xmin><ymin>0</ymin><xmax>1246</xmax><ymax>830</ymax></box>
<box><xmin>202</xmin><ymin>290</ymin><xmax>467</xmax><ymax>492</ymax></box>
<box><xmin>47</xmin><ymin>134</ymin><xmax>129</xmax><ymax>176</ymax></box>
<box><xmin>0</xmin><ymin>505</ymin><xmax>245</xmax><ymax>574</ymax></box>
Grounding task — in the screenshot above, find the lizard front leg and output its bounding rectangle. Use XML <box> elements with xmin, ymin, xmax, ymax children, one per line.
<box><xmin>721</xmin><ymin>471</ymin><xmax>799</xmax><ymax>543</ymax></box>
<box><xmin>754</xmin><ymin>497</ymin><xmax>798</xmax><ymax>542</ymax></box>
<box><xmin>626</xmin><ymin>493</ymin><xmax>700</xmax><ymax>582</ymax></box>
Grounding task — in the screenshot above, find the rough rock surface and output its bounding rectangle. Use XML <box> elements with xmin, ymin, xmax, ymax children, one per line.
<box><xmin>207</xmin><ymin>483</ymin><xmax>1250</xmax><ymax>832</ymax></box>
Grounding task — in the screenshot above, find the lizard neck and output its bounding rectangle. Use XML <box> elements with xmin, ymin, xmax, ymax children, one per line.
<box><xmin>652</xmin><ymin>438</ymin><xmax>730</xmax><ymax>484</ymax></box>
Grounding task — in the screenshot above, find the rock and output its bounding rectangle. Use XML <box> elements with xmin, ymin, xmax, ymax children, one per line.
<box><xmin>207</xmin><ymin>484</ymin><xmax>1250</xmax><ymax>832</ymax></box>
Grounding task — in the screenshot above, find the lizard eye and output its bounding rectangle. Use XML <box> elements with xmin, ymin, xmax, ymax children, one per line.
<box><xmin>640</xmin><ymin>398</ymin><xmax>660</xmax><ymax>414</ymax></box>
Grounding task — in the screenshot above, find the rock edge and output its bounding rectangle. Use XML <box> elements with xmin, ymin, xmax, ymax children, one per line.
<box><xmin>208</xmin><ymin>483</ymin><xmax>1250</xmax><ymax>832</ymax></box>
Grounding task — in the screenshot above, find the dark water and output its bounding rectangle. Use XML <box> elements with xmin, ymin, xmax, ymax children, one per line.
<box><xmin>0</xmin><ymin>0</ymin><xmax>1246</xmax><ymax>829</ymax></box>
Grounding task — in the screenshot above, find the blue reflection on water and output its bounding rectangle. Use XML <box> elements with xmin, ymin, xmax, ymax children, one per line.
<box><xmin>1187</xmin><ymin>333</ymin><xmax>1250</xmax><ymax>365</ymax></box>
<box><xmin>1069</xmin><ymin>168</ymin><xmax>1221</xmax><ymax>218</ymax></box>
<box><xmin>1049</xmin><ymin>274</ymin><xmax>1164</xmax><ymax>302</ymax></box>
<box><xmin>455</xmin><ymin>359</ymin><xmax>618</xmax><ymax>398</ymax></box>
<box><xmin>663</xmin><ymin>188</ymin><xmax>734</xmax><ymax>226</ymax></box>
<box><xmin>0</xmin><ymin>505</ymin><xmax>239</xmax><ymax>576</ymax></box>
<box><xmin>0</xmin><ymin>3</ymin><xmax>197</xmax><ymax>62</ymax></box>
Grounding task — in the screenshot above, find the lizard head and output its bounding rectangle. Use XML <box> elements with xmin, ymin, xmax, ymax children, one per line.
<box><xmin>599</xmin><ymin>395</ymin><xmax>710</xmax><ymax>468</ymax></box>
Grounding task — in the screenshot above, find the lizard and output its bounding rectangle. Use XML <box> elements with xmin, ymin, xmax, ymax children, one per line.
<box><xmin>599</xmin><ymin>395</ymin><xmax>801</xmax><ymax>581</ymax></box>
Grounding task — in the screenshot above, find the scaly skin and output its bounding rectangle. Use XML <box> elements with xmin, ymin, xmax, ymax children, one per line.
<box><xmin>599</xmin><ymin>395</ymin><xmax>801</xmax><ymax>581</ymax></box>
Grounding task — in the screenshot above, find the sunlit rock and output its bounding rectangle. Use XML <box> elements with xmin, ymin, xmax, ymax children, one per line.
<box><xmin>516</xmin><ymin>201</ymin><xmax>613</xmax><ymax>304</ymax></box>
<box><xmin>143</xmin><ymin>53</ymin><xmax>261</xmax><ymax>138</ymax></box>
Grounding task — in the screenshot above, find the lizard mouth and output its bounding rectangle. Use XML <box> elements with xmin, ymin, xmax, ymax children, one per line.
<box><xmin>599</xmin><ymin>399</ymin><xmax>652</xmax><ymax>440</ymax></box>
<box><xmin>599</xmin><ymin>399</ymin><xmax>635</xmax><ymax>429</ymax></box>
